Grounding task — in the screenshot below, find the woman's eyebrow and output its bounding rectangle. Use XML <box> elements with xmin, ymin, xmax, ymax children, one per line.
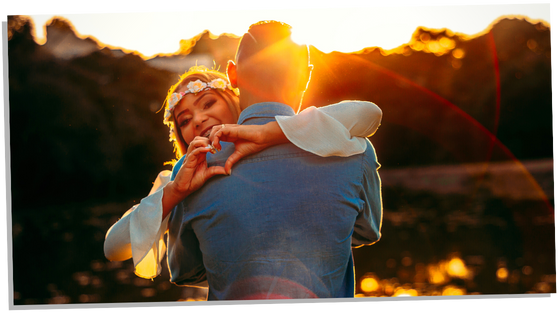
<box><xmin>193</xmin><ymin>91</ymin><xmax>212</xmax><ymax>107</ymax></box>
<box><xmin>175</xmin><ymin>91</ymin><xmax>212</xmax><ymax>120</ymax></box>
<box><xmin>175</xmin><ymin>107</ymin><xmax>190</xmax><ymax>121</ymax></box>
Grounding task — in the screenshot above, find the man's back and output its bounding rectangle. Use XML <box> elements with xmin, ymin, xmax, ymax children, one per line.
<box><xmin>167</xmin><ymin>103</ymin><xmax>382</xmax><ymax>300</ymax></box>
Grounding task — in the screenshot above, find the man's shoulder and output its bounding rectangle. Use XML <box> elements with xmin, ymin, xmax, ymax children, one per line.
<box><xmin>358</xmin><ymin>139</ymin><xmax>380</xmax><ymax>171</ymax></box>
<box><xmin>241</xmin><ymin>141</ymin><xmax>316</xmax><ymax>163</ymax></box>
<box><xmin>242</xmin><ymin>138</ymin><xmax>378</xmax><ymax>167</ymax></box>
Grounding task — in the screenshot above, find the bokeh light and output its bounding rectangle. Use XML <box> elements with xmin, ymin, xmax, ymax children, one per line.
<box><xmin>393</xmin><ymin>287</ymin><xmax>419</xmax><ymax>297</ymax></box>
<box><xmin>496</xmin><ymin>268</ymin><xmax>509</xmax><ymax>282</ymax></box>
<box><xmin>360</xmin><ymin>273</ymin><xmax>380</xmax><ymax>294</ymax></box>
<box><xmin>522</xmin><ymin>266</ymin><xmax>533</xmax><ymax>275</ymax></box>
<box><xmin>442</xmin><ymin>285</ymin><xmax>466</xmax><ymax>296</ymax></box>
<box><xmin>428</xmin><ymin>263</ymin><xmax>449</xmax><ymax>285</ymax></box>
<box><xmin>452</xmin><ymin>48</ymin><xmax>465</xmax><ymax>59</ymax></box>
<box><xmin>447</xmin><ymin>257</ymin><xmax>469</xmax><ymax>279</ymax></box>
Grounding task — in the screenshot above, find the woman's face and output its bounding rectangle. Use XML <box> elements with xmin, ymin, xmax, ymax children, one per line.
<box><xmin>173</xmin><ymin>89</ymin><xmax>237</xmax><ymax>144</ymax></box>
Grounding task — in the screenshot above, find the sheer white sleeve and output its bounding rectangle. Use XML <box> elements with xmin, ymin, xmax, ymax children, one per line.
<box><xmin>276</xmin><ymin>101</ymin><xmax>382</xmax><ymax>157</ymax></box>
<box><xmin>104</xmin><ymin>170</ymin><xmax>171</xmax><ymax>279</ymax></box>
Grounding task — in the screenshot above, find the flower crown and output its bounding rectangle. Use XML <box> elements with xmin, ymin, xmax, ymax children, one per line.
<box><xmin>164</xmin><ymin>78</ymin><xmax>238</xmax><ymax>143</ymax></box>
<box><xmin>164</xmin><ymin>78</ymin><xmax>236</xmax><ymax>123</ymax></box>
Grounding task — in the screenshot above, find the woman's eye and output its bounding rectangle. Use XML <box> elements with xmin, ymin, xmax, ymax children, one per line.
<box><xmin>179</xmin><ymin>118</ymin><xmax>191</xmax><ymax>127</ymax></box>
<box><xmin>204</xmin><ymin>99</ymin><xmax>216</xmax><ymax>109</ymax></box>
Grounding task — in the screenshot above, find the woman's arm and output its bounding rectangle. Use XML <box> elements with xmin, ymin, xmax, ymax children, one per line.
<box><xmin>104</xmin><ymin>137</ymin><xmax>227</xmax><ymax>279</ymax></box>
<box><xmin>209</xmin><ymin>101</ymin><xmax>382</xmax><ymax>172</ymax></box>
<box><xmin>275</xmin><ymin>101</ymin><xmax>382</xmax><ymax>157</ymax></box>
<box><xmin>104</xmin><ymin>171</ymin><xmax>171</xmax><ymax>279</ymax></box>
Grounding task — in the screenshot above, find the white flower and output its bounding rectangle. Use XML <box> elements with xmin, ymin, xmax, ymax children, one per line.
<box><xmin>187</xmin><ymin>80</ymin><xmax>207</xmax><ymax>94</ymax></box>
<box><xmin>164</xmin><ymin>108</ymin><xmax>172</xmax><ymax>122</ymax></box>
<box><xmin>168</xmin><ymin>93</ymin><xmax>181</xmax><ymax>108</ymax></box>
<box><xmin>209</xmin><ymin>78</ymin><xmax>228</xmax><ymax>90</ymax></box>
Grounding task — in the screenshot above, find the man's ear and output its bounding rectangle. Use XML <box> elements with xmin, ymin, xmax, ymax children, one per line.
<box><xmin>226</xmin><ymin>60</ymin><xmax>238</xmax><ymax>88</ymax></box>
<box><xmin>305</xmin><ymin>64</ymin><xmax>313</xmax><ymax>87</ymax></box>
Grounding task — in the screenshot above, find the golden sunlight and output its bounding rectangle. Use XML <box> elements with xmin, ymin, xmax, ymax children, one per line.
<box><xmin>28</xmin><ymin>5</ymin><xmax>550</xmax><ymax>57</ymax></box>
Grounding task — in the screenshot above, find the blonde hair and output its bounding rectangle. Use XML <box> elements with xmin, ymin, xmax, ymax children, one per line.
<box><xmin>164</xmin><ymin>66</ymin><xmax>240</xmax><ymax>159</ymax></box>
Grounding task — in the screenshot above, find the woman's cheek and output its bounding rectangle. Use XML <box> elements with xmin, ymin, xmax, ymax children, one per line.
<box><xmin>218</xmin><ymin>105</ymin><xmax>236</xmax><ymax>123</ymax></box>
<box><xmin>182</xmin><ymin>127</ymin><xmax>195</xmax><ymax>144</ymax></box>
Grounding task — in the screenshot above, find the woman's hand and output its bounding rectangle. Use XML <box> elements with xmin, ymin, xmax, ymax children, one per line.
<box><xmin>177</xmin><ymin>136</ymin><xmax>227</xmax><ymax>192</ymax></box>
<box><xmin>209</xmin><ymin>122</ymin><xmax>289</xmax><ymax>174</ymax></box>
<box><xmin>161</xmin><ymin>137</ymin><xmax>227</xmax><ymax>219</ymax></box>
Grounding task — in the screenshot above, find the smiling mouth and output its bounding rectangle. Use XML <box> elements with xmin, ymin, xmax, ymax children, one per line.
<box><xmin>201</xmin><ymin>126</ymin><xmax>215</xmax><ymax>138</ymax></box>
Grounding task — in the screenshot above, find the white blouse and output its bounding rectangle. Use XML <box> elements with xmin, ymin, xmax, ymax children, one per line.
<box><xmin>104</xmin><ymin>101</ymin><xmax>382</xmax><ymax>279</ymax></box>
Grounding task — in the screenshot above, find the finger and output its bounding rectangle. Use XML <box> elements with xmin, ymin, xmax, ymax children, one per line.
<box><xmin>212</xmin><ymin>130</ymin><xmax>223</xmax><ymax>152</ymax></box>
<box><xmin>210</xmin><ymin>124</ymin><xmax>230</xmax><ymax>151</ymax></box>
<box><xmin>208</xmin><ymin>125</ymin><xmax>223</xmax><ymax>142</ymax></box>
<box><xmin>204</xmin><ymin>166</ymin><xmax>228</xmax><ymax>179</ymax></box>
<box><xmin>206</xmin><ymin>143</ymin><xmax>218</xmax><ymax>154</ymax></box>
<box><xmin>214</xmin><ymin>126</ymin><xmax>240</xmax><ymax>147</ymax></box>
<box><xmin>224</xmin><ymin>150</ymin><xmax>245</xmax><ymax>175</ymax></box>
<box><xmin>192</xmin><ymin>137</ymin><xmax>211</xmax><ymax>148</ymax></box>
<box><xmin>187</xmin><ymin>137</ymin><xmax>211</xmax><ymax>155</ymax></box>
<box><xmin>188</xmin><ymin>147</ymin><xmax>212</xmax><ymax>163</ymax></box>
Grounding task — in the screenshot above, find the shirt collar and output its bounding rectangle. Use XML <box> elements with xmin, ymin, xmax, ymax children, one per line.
<box><xmin>237</xmin><ymin>102</ymin><xmax>296</xmax><ymax>125</ymax></box>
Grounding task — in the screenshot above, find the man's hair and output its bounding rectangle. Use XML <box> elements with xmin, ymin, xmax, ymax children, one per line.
<box><xmin>235</xmin><ymin>21</ymin><xmax>294</xmax><ymax>63</ymax></box>
<box><xmin>234</xmin><ymin>20</ymin><xmax>311</xmax><ymax>110</ymax></box>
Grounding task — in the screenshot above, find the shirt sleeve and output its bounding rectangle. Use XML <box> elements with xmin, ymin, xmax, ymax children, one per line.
<box><xmin>352</xmin><ymin>143</ymin><xmax>383</xmax><ymax>247</ymax></box>
<box><xmin>104</xmin><ymin>170</ymin><xmax>172</xmax><ymax>279</ymax></box>
<box><xmin>275</xmin><ymin>101</ymin><xmax>382</xmax><ymax>157</ymax></box>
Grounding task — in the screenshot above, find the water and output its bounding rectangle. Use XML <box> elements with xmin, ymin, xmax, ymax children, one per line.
<box><xmin>10</xmin><ymin>159</ymin><xmax>556</xmax><ymax>305</ymax></box>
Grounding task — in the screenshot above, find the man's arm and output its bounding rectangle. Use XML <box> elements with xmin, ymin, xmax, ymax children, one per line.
<box><xmin>167</xmin><ymin>202</ymin><xmax>208</xmax><ymax>287</ymax></box>
<box><xmin>352</xmin><ymin>142</ymin><xmax>383</xmax><ymax>247</ymax></box>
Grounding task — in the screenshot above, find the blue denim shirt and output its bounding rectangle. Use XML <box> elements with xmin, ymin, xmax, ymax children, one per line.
<box><xmin>168</xmin><ymin>102</ymin><xmax>382</xmax><ymax>300</ymax></box>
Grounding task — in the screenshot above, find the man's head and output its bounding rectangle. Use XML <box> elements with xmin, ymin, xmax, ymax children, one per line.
<box><xmin>227</xmin><ymin>21</ymin><xmax>312</xmax><ymax>113</ymax></box>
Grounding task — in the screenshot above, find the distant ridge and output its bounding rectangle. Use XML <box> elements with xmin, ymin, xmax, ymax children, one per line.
<box><xmin>7</xmin><ymin>14</ymin><xmax>552</xmax><ymax>205</ymax></box>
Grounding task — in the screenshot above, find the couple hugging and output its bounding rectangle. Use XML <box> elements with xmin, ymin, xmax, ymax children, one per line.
<box><xmin>105</xmin><ymin>20</ymin><xmax>383</xmax><ymax>300</ymax></box>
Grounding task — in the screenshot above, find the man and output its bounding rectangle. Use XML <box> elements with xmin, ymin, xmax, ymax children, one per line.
<box><xmin>166</xmin><ymin>21</ymin><xmax>382</xmax><ymax>300</ymax></box>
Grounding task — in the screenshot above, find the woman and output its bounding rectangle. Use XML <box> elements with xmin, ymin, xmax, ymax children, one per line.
<box><xmin>104</xmin><ymin>66</ymin><xmax>382</xmax><ymax>280</ymax></box>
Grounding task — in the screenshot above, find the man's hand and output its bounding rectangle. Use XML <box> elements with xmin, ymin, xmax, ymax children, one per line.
<box><xmin>209</xmin><ymin>122</ymin><xmax>289</xmax><ymax>174</ymax></box>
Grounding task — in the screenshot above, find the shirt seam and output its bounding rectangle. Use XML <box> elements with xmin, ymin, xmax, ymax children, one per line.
<box><xmin>212</xmin><ymin>151</ymin><xmax>315</xmax><ymax>166</ymax></box>
<box><xmin>360</xmin><ymin>152</ymin><xmax>367</xmax><ymax>214</ymax></box>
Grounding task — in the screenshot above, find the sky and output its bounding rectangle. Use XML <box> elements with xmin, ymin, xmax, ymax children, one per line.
<box><xmin>22</xmin><ymin>2</ymin><xmax>551</xmax><ymax>58</ymax></box>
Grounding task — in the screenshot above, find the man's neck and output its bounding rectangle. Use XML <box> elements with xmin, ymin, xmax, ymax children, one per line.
<box><xmin>239</xmin><ymin>90</ymin><xmax>301</xmax><ymax>113</ymax></box>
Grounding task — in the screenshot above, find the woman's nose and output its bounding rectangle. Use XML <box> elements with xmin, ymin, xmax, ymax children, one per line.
<box><xmin>193</xmin><ymin>111</ymin><xmax>208</xmax><ymax>127</ymax></box>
